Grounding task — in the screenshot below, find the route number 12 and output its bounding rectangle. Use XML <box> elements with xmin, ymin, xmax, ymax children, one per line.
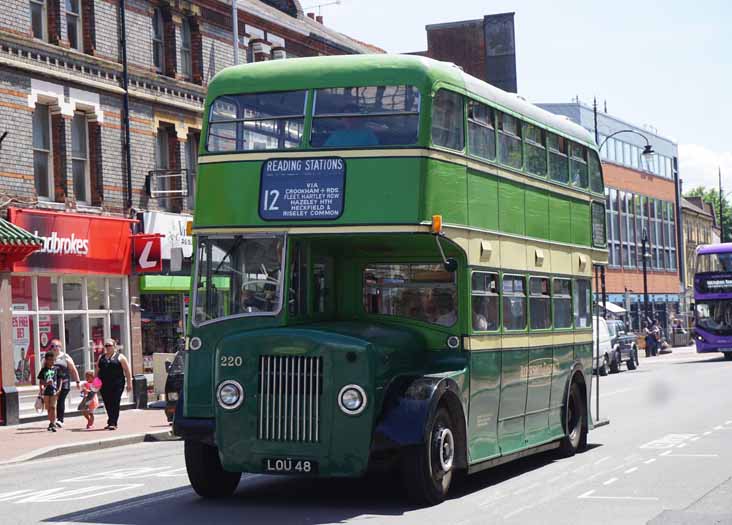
<box><xmin>263</xmin><ymin>190</ymin><xmax>280</xmax><ymax>211</ymax></box>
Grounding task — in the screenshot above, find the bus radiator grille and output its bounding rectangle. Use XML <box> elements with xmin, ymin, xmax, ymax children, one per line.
<box><xmin>258</xmin><ymin>355</ymin><xmax>323</xmax><ymax>442</ymax></box>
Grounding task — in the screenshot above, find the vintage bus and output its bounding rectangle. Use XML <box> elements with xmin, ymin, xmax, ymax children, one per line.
<box><xmin>693</xmin><ymin>243</ymin><xmax>732</xmax><ymax>359</ymax></box>
<box><xmin>173</xmin><ymin>54</ymin><xmax>609</xmax><ymax>505</ymax></box>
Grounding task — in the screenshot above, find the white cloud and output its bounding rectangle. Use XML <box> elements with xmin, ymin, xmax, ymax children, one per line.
<box><xmin>678</xmin><ymin>144</ymin><xmax>732</xmax><ymax>192</ymax></box>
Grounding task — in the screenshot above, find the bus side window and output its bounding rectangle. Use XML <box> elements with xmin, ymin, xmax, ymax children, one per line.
<box><xmin>552</xmin><ymin>278</ymin><xmax>573</xmax><ymax>328</ymax></box>
<box><xmin>431</xmin><ymin>90</ymin><xmax>464</xmax><ymax>151</ymax></box>
<box><xmin>471</xmin><ymin>271</ymin><xmax>499</xmax><ymax>331</ymax></box>
<box><xmin>574</xmin><ymin>278</ymin><xmax>592</xmax><ymax>328</ymax></box>
<box><xmin>529</xmin><ymin>276</ymin><xmax>551</xmax><ymax>330</ymax></box>
<box><xmin>502</xmin><ymin>275</ymin><xmax>527</xmax><ymax>331</ymax></box>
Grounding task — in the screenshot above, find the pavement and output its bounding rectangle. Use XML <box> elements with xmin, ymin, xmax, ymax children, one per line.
<box><xmin>1</xmin><ymin>343</ymin><xmax>730</xmax><ymax>525</ymax></box>
<box><xmin>0</xmin><ymin>409</ymin><xmax>176</xmax><ymax>465</ymax></box>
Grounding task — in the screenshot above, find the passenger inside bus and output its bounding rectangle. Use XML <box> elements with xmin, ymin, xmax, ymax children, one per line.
<box><xmin>323</xmin><ymin>106</ymin><xmax>380</xmax><ymax>148</ymax></box>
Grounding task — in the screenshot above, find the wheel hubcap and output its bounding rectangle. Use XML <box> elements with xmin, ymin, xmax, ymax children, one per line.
<box><xmin>434</xmin><ymin>428</ymin><xmax>455</xmax><ymax>473</ymax></box>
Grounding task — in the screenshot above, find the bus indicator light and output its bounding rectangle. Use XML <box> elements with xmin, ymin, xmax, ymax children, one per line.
<box><xmin>431</xmin><ymin>215</ymin><xmax>443</xmax><ymax>234</ymax></box>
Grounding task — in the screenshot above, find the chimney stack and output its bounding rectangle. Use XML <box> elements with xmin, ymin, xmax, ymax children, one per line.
<box><xmin>307</xmin><ymin>12</ymin><xmax>315</xmax><ymax>20</ymax></box>
<box><xmin>316</xmin><ymin>15</ymin><xmax>323</xmax><ymax>24</ymax></box>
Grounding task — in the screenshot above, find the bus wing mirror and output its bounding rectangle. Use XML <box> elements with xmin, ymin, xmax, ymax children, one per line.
<box><xmin>444</xmin><ymin>258</ymin><xmax>458</xmax><ymax>273</ymax></box>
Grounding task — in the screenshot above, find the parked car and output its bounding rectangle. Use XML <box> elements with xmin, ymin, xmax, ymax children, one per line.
<box><xmin>594</xmin><ymin>317</ymin><xmax>639</xmax><ymax>375</ymax></box>
<box><xmin>593</xmin><ymin>316</ymin><xmax>613</xmax><ymax>376</ymax></box>
<box><xmin>164</xmin><ymin>350</ymin><xmax>184</xmax><ymax>423</ymax></box>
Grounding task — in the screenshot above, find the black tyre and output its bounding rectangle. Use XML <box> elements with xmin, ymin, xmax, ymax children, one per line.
<box><xmin>557</xmin><ymin>382</ymin><xmax>587</xmax><ymax>457</ymax></box>
<box><xmin>724</xmin><ymin>353</ymin><xmax>732</xmax><ymax>361</ymax></box>
<box><xmin>609</xmin><ymin>350</ymin><xmax>620</xmax><ymax>374</ymax></box>
<box><xmin>598</xmin><ymin>354</ymin><xmax>609</xmax><ymax>376</ymax></box>
<box><xmin>185</xmin><ymin>440</ymin><xmax>242</xmax><ymax>498</ymax></box>
<box><xmin>401</xmin><ymin>406</ymin><xmax>456</xmax><ymax>506</ymax></box>
<box><xmin>627</xmin><ymin>352</ymin><xmax>637</xmax><ymax>371</ymax></box>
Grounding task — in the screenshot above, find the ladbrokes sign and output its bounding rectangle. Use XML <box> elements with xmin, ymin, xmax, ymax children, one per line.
<box><xmin>8</xmin><ymin>208</ymin><xmax>134</xmax><ymax>275</ymax></box>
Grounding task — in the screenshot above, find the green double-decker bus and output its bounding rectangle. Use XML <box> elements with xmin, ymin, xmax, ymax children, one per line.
<box><xmin>174</xmin><ymin>54</ymin><xmax>608</xmax><ymax>505</ymax></box>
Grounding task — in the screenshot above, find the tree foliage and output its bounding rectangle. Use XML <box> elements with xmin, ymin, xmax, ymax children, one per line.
<box><xmin>685</xmin><ymin>186</ymin><xmax>732</xmax><ymax>242</ymax></box>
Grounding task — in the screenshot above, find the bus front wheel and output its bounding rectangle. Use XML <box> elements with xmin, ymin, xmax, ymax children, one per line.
<box><xmin>401</xmin><ymin>406</ymin><xmax>456</xmax><ymax>506</ymax></box>
<box><xmin>185</xmin><ymin>440</ymin><xmax>242</xmax><ymax>498</ymax></box>
<box><xmin>557</xmin><ymin>382</ymin><xmax>587</xmax><ymax>458</ymax></box>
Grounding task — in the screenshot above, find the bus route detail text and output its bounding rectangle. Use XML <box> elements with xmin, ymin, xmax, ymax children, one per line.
<box><xmin>259</xmin><ymin>157</ymin><xmax>345</xmax><ymax>220</ymax></box>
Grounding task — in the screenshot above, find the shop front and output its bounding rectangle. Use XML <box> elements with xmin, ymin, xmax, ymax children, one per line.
<box><xmin>6</xmin><ymin>208</ymin><xmax>134</xmax><ymax>390</ymax></box>
<box><xmin>138</xmin><ymin>212</ymin><xmax>192</xmax><ymax>376</ymax></box>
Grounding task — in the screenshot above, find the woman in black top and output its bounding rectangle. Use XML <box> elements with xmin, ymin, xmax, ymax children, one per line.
<box><xmin>96</xmin><ymin>338</ymin><xmax>132</xmax><ymax>430</ymax></box>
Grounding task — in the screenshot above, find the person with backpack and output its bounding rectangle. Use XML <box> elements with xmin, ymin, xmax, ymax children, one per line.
<box><xmin>37</xmin><ymin>351</ymin><xmax>62</xmax><ymax>432</ymax></box>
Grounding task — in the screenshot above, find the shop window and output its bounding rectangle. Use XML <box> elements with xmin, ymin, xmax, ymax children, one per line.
<box><xmin>63</xmin><ymin>276</ymin><xmax>84</xmax><ymax>310</ymax></box>
<box><xmin>109</xmin><ymin>277</ymin><xmax>124</xmax><ymax>310</ymax></box>
<box><xmin>33</xmin><ymin>104</ymin><xmax>53</xmax><ymax>200</ymax></box>
<box><xmin>71</xmin><ymin>112</ymin><xmax>91</xmax><ymax>204</ymax></box>
<box><xmin>66</xmin><ymin>0</ymin><xmax>82</xmax><ymax>50</ymax></box>
<box><xmin>37</xmin><ymin>276</ymin><xmax>60</xmax><ymax>310</ymax></box>
<box><xmin>86</xmin><ymin>275</ymin><xmax>106</xmax><ymax>309</ymax></box>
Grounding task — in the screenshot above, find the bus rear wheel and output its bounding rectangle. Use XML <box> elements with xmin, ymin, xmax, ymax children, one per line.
<box><xmin>401</xmin><ymin>406</ymin><xmax>455</xmax><ymax>506</ymax></box>
<box><xmin>557</xmin><ymin>382</ymin><xmax>587</xmax><ymax>458</ymax></box>
<box><xmin>185</xmin><ymin>440</ymin><xmax>242</xmax><ymax>498</ymax></box>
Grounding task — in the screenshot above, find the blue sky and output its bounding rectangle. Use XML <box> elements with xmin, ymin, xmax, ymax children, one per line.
<box><xmin>312</xmin><ymin>0</ymin><xmax>732</xmax><ymax>190</ymax></box>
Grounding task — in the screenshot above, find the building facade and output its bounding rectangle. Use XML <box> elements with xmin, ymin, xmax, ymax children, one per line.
<box><xmin>681</xmin><ymin>196</ymin><xmax>720</xmax><ymax>310</ymax></box>
<box><xmin>0</xmin><ymin>0</ymin><xmax>379</xmax><ymax>424</ymax></box>
<box><xmin>539</xmin><ymin>102</ymin><xmax>682</xmax><ymax>332</ymax></box>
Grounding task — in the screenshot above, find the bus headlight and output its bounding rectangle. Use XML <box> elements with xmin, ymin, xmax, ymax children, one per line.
<box><xmin>338</xmin><ymin>385</ymin><xmax>367</xmax><ymax>415</ymax></box>
<box><xmin>217</xmin><ymin>380</ymin><xmax>244</xmax><ymax>410</ymax></box>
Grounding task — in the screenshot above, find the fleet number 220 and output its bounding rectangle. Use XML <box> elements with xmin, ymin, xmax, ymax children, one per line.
<box><xmin>220</xmin><ymin>356</ymin><xmax>243</xmax><ymax>367</ymax></box>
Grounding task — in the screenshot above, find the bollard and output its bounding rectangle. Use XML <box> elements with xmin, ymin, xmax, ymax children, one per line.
<box><xmin>132</xmin><ymin>374</ymin><xmax>148</xmax><ymax>409</ymax></box>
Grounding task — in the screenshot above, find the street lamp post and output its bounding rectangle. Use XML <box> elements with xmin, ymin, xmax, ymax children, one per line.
<box><xmin>641</xmin><ymin>228</ymin><xmax>651</xmax><ymax>323</ymax></box>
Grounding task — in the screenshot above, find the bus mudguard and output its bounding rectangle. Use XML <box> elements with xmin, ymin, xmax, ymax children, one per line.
<box><xmin>373</xmin><ymin>374</ymin><xmax>468</xmax><ymax>468</ymax></box>
<box><xmin>172</xmin><ymin>394</ymin><xmax>216</xmax><ymax>446</ymax></box>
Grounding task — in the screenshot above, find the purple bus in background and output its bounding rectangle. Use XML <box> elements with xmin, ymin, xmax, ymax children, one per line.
<box><xmin>693</xmin><ymin>243</ymin><xmax>732</xmax><ymax>360</ymax></box>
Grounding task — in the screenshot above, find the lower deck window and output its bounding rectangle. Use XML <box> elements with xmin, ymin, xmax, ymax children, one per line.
<box><xmin>363</xmin><ymin>264</ymin><xmax>457</xmax><ymax>327</ymax></box>
<box><xmin>471</xmin><ymin>271</ymin><xmax>499</xmax><ymax>331</ymax></box>
<box><xmin>502</xmin><ymin>275</ymin><xmax>527</xmax><ymax>330</ymax></box>
<box><xmin>529</xmin><ymin>277</ymin><xmax>551</xmax><ymax>330</ymax></box>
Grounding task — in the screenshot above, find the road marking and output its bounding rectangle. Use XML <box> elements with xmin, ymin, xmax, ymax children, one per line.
<box><xmin>726</xmin><ymin>420</ymin><xmax>732</xmax><ymax>425</ymax></box>
<box><xmin>578</xmin><ymin>489</ymin><xmax>596</xmax><ymax>499</ymax></box>
<box><xmin>603</xmin><ymin>478</ymin><xmax>618</xmax><ymax>486</ymax></box>
<box><xmin>659</xmin><ymin>451</ymin><xmax>672</xmax><ymax>456</ymax></box>
<box><xmin>624</xmin><ymin>467</ymin><xmax>638</xmax><ymax>474</ymax></box>
<box><xmin>644</xmin><ymin>459</ymin><xmax>657</xmax><ymax>464</ymax></box>
<box><xmin>503</xmin><ymin>505</ymin><xmax>531</xmax><ymax>519</ymax></box>
<box><xmin>714</xmin><ymin>425</ymin><xmax>724</xmax><ymax>430</ymax></box>
<box><xmin>690</xmin><ymin>437</ymin><xmax>700</xmax><ymax>442</ymax></box>
<box><xmin>665</xmin><ymin>454</ymin><xmax>719</xmax><ymax>458</ymax></box>
<box><xmin>0</xmin><ymin>484</ymin><xmax>144</xmax><ymax>503</ymax></box>
<box><xmin>593</xmin><ymin>456</ymin><xmax>611</xmax><ymax>466</ymax></box>
<box><xmin>580</xmin><ymin>494</ymin><xmax>660</xmax><ymax>501</ymax></box>
<box><xmin>56</xmin><ymin>487</ymin><xmax>191</xmax><ymax>522</ymax></box>
<box><xmin>677</xmin><ymin>443</ymin><xmax>687</xmax><ymax>448</ymax></box>
<box><xmin>704</xmin><ymin>431</ymin><xmax>713</xmax><ymax>436</ymax></box>
<box><xmin>641</xmin><ymin>434</ymin><xmax>696</xmax><ymax>449</ymax></box>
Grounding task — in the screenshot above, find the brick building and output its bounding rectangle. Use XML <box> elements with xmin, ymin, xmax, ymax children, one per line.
<box><xmin>0</xmin><ymin>0</ymin><xmax>380</xmax><ymax>424</ymax></box>
<box><xmin>539</xmin><ymin>102</ymin><xmax>683</xmax><ymax>332</ymax></box>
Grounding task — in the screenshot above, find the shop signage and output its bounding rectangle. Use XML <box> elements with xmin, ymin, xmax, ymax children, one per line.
<box><xmin>134</xmin><ymin>234</ymin><xmax>163</xmax><ymax>273</ymax></box>
<box><xmin>141</xmin><ymin>211</ymin><xmax>193</xmax><ymax>259</ymax></box>
<box><xmin>8</xmin><ymin>208</ymin><xmax>134</xmax><ymax>275</ymax></box>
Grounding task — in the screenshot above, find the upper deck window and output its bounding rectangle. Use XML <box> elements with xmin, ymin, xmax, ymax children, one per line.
<box><xmin>547</xmin><ymin>133</ymin><xmax>569</xmax><ymax>184</ymax></box>
<box><xmin>311</xmin><ymin>85</ymin><xmax>419</xmax><ymax>148</ymax></box>
<box><xmin>570</xmin><ymin>142</ymin><xmax>589</xmax><ymax>189</ymax></box>
<box><xmin>468</xmin><ymin>100</ymin><xmax>496</xmax><ymax>161</ymax></box>
<box><xmin>524</xmin><ymin>123</ymin><xmax>547</xmax><ymax>176</ymax></box>
<box><xmin>207</xmin><ymin>90</ymin><xmax>306</xmax><ymax>152</ymax></box>
<box><xmin>697</xmin><ymin>252</ymin><xmax>732</xmax><ymax>273</ymax></box>
<box><xmin>432</xmin><ymin>90</ymin><xmax>464</xmax><ymax>151</ymax></box>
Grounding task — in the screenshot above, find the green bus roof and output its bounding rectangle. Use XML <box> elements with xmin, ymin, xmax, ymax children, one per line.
<box><xmin>206</xmin><ymin>54</ymin><xmax>597</xmax><ymax>149</ymax></box>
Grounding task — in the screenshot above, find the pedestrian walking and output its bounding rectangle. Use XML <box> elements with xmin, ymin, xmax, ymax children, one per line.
<box><xmin>37</xmin><ymin>351</ymin><xmax>62</xmax><ymax>432</ymax></box>
<box><xmin>51</xmin><ymin>339</ymin><xmax>80</xmax><ymax>428</ymax></box>
<box><xmin>79</xmin><ymin>370</ymin><xmax>101</xmax><ymax>429</ymax></box>
<box><xmin>96</xmin><ymin>338</ymin><xmax>132</xmax><ymax>431</ymax></box>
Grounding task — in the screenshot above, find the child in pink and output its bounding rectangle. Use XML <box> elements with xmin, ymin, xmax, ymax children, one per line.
<box><xmin>80</xmin><ymin>371</ymin><xmax>102</xmax><ymax>429</ymax></box>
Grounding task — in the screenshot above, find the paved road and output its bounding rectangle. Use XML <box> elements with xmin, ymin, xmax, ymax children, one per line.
<box><xmin>0</xmin><ymin>345</ymin><xmax>730</xmax><ymax>525</ymax></box>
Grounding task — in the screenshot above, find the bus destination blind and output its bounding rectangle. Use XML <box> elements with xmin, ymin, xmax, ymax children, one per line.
<box><xmin>260</xmin><ymin>157</ymin><xmax>345</xmax><ymax>220</ymax></box>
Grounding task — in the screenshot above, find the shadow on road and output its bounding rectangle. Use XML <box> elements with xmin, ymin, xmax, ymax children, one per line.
<box><xmin>47</xmin><ymin>447</ymin><xmax>599</xmax><ymax>525</ymax></box>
